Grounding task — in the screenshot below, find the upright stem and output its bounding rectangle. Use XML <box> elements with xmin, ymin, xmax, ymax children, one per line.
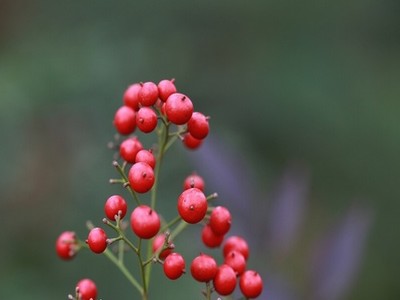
<box><xmin>145</xmin><ymin>120</ymin><xmax>170</xmax><ymax>291</ymax></box>
<box><xmin>205</xmin><ymin>282</ymin><xmax>212</xmax><ymax>300</ymax></box>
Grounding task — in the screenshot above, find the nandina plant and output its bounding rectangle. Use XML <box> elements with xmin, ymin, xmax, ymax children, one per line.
<box><xmin>56</xmin><ymin>79</ymin><xmax>263</xmax><ymax>300</ymax></box>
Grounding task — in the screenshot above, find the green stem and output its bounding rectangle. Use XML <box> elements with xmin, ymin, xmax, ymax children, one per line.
<box><xmin>170</xmin><ymin>220</ymin><xmax>189</xmax><ymax>240</ymax></box>
<box><xmin>145</xmin><ymin>120</ymin><xmax>170</xmax><ymax>290</ymax></box>
<box><xmin>160</xmin><ymin>215</ymin><xmax>182</xmax><ymax>233</ymax></box>
<box><xmin>204</xmin><ymin>282</ymin><xmax>212</xmax><ymax>300</ymax></box>
<box><xmin>103</xmin><ymin>249</ymin><xmax>144</xmax><ymax>295</ymax></box>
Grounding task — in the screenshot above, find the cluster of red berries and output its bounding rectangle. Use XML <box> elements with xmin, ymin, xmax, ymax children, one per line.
<box><xmin>115</xmin><ymin>79</ymin><xmax>210</xmax><ymax>153</ymax></box>
<box><xmin>55</xmin><ymin>79</ymin><xmax>263</xmax><ymax>300</ymax></box>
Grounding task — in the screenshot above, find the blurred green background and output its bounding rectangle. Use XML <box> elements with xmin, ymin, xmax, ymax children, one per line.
<box><xmin>1</xmin><ymin>0</ymin><xmax>399</xmax><ymax>299</ymax></box>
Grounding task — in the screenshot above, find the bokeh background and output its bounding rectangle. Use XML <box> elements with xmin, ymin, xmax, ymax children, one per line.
<box><xmin>1</xmin><ymin>0</ymin><xmax>399</xmax><ymax>299</ymax></box>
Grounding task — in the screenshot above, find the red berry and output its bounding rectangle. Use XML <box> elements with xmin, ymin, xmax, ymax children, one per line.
<box><xmin>120</xmin><ymin>137</ymin><xmax>143</xmax><ymax>163</ymax></box>
<box><xmin>128</xmin><ymin>162</ymin><xmax>155</xmax><ymax>193</ymax></box>
<box><xmin>55</xmin><ymin>231</ymin><xmax>77</xmax><ymax>260</ymax></box>
<box><xmin>190</xmin><ymin>253</ymin><xmax>218</xmax><ymax>282</ymax></box>
<box><xmin>139</xmin><ymin>81</ymin><xmax>159</xmax><ymax>106</ymax></box>
<box><xmin>76</xmin><ymin>278</ymin><xmax>97</xmax><ymax>300</ymax></box>
<box><xmin>224</xmin><ymin>250</ymin><xmax>246</xmax><ymax>275</ymax></box>
<box><xmin>152</xmin><ymin>233</ymin><xmax>173</xmax><ymax>260</ymax></box>
<box><xmin>114</xmin><ymin>106</ymin><xmax>136</xmax><ymax>135</ymax></box>
<box><xmin>123</xmin><ymin>83</ymin><xmax>141</xmax><ymax>111</ymax></box>
<box><xmin>213</xmin><ymin>264</ymin><xmax>237</xmax><ymax>296</ymax></box>
<box><xmin>187</xmin><ymin>112</ymin><xmax>209</xmax><ymax>139</ymax></box>
<box><xmin>223</xmin><ymin>236</ymin><xmax>249</xmax><ymax>260</ymax></box>
<box><xmin>158</xmin><ymin>79</ymin><xmax>177</xmax><ymax>102</ymax></box>
<box><xmin>201</xmin><ymin>224</ymin><xmax>224</xmax><ymax>248</ymax></box>
<box><xmin>183</xmin><ymin>173</ymin><xmax>205</xmax><ymax>191</ymax></box>
<box><xmin>165</xmin><ymin>93</ymin><xmax>193</xmax><ymax>125</ymax></box>
<box><xmin>182</xmin><ymin>133</ymin><xmax>203</xmax><ymax>149</ymax></box>
<box><xmin>130</xmin><ymin>205</ymin><xmax>160</xmax><ymax>239</ymax></box>
<box><xmin>104</xmin><ymin>195</ymin><xmax>127</xmax><ymax>221</ymax></box>
<box><xmin>136</xmin><ymin>107</ymin><xmax>158</xmax><ymax>133</ymax></box>
<box><xmin>239</xmin><ymin>270</ymin><xmax>263</xmax><ymax>299</ymax></box>
<box><xmin>177</xmin><ymin>188</ymin><xmax>208</xmax><ymax>224</ymax></box>
<box><xmin>163</xmin><ymin>252</ymin><xmax>186</xmax><ymax>280</ymax></box>
<box><xmin>209</xmin><ymin>206</ymin><xmax>231</xmax><ymax>236</ymax></box>
<box><xmin>135</xmin><ymin>149</ymin><xmax>156</xmax><ymax>169</ymax></box>
<box><xmin>87</xmin><ymin>227</ymin><xmax>107</xmax><ymax>254</ymax></box>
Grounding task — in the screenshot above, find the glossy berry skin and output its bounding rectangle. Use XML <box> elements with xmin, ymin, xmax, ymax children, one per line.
<box><xmin>135</xmin><ymin>149</ymin><xmax>156</xmax><ymax>169</ymax></box>
<box><xmin>239</xmin><ymin>270</ymin><xmax>263</xmax><ymax>299</ymax></box>
<box><xmin>158</xmin><ymin>79</ymin><xmax>177</xmax><ymax>102</ymax></box>
<box><xmin>152</xmin><ymin>233</ymin><xmax>173</xmax><ymax>260</ymax></box>
<box><xmin>120</xmin><ymin>137</ymin><xmax>143</xmax><ymax>163</ymax></box>
<box><xmin>163</xmin><ymin>252</ymin><xmax>186</xmax><ymax>280</ymax></box>
<box><xmin>76</xmin><ymin>278</ymin><xmax>97</xmax><ymax>300</ymax></box>
<box><xmin>165</xmin><ymin>93</ymin><xmax>193</xmax><ymax>125</ymax></box>
<box><xmin>177</xmin><ymin>188</ymin><xmax>208</xmax><ymax>224</ymax></box>
<box><xmin>183</xmin><ymin>173</ymin><xmax>205</xmax><ymax>191</ymax></box>
<box><xmin>114</xmin><ymin>106</ymin><xmax>136</xmax><ymax>135</ymax></box>
<box><xmin>187</xmin><ymin>112</ymin><xmax>209</xmax><ymax>139</ymax></box>
<box><xmin>136</xmin><ymin>107</ymin><xmax>158</xmax><ymax>133</ymax></box>
<box><xmin>182</xmin><ymin>133</ymin><xmax>203</xmax><ymax>149</ymax></box>
<box><xmin>130</xmin><ymin>205</ymin><xmax>160</xmax><ymax>239</ymax></box>
<box><xmin>213</xmin><ymin>264</ymin><xmax>237</xmax><ymax>296</ymax></box>
<box><xmin>224</xmin><ymin>250</ymin><xmax>246</xmax><ymax>275</ymax></box>
<box><xmin>201</xmin><ymin>224</ymin><xmax>224</xmax><ymax>248</ymax></box>
<box><xmin>55</xmin><ymin>231</ymin><xmax>77</xmax><ymax>260</ymax></box>
<box><xmin>139</xmin><ymin>81</ymin><xmax>159</xmax><ymax>106</ymax></box>
<box><xmin>87</xmin><ymin>227</ymin><xmax>107</xmax><ymax>254</ymax></box>
<box><xmin>223</xmin><ymin>236</ymin><xmax>249</xmax><ymax>260</ymax></box>
<box><xmin>104</xmin><ymin>195</ymin><xmax>127</xmax><ymax>221</ymax></box>
<box><xmin>123</xmin><ymin>83</ymin><xmax>141</xmax><ymax>111</ymax></box>
<box><xmin>190</xmin><ymin>253</ymin><xmax>218</xmax><ymax>282</ymax></box>
<box><xmin>209</xmin><ymin>206</ymin><xmax>231</xmax><ymax>236</ymax></box>
<box><xmin>128</xmin><ymin>162</ymin><xmax>155</xmax><ymax>193</ymax></box>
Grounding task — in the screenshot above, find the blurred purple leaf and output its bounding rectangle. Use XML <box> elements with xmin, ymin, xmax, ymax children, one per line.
<box><xmin>267</xmin><ymin>165</ymin><xmax>310</xmax><ymax>257</ymax></box>
<box><xmin>309</xmin><ymin>204</ymin><xmax>373</xmax><ymax>300</ymax></box>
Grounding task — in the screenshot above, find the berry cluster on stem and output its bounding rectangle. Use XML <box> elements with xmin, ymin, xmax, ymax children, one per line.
<box><xmin>56</xmin><ymin>79</ymin><xmax>263</xmax><ymax>299</ymax></box>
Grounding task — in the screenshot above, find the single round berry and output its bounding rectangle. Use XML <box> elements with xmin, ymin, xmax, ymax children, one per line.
<box><xmin>130</xmin><ymin>205</ymin><xmax>160</xmax><ymax>239</ymax></box>
<box><xmin>152</xmin><ymin>233</ymin><xmax>173</xmax><ymax>260</ymax></box>
<box><xmin>163</xmin><ymin>252</ymin><xmax>186</xmax><ymax>280</ymax></box>
<box><xmin>139</xmin><ymin>81</ymin><xmax>159</xmax><ymax>106</ymax></box>
<box><xmin>158</xmin><ymin>79</ymin><xmax>177</xmax><ymax>102</ymax></box>
<box><xmin>224</xmin><ymin>250</ymin><xmax>246</xmax><ymax>275</ymax></box>
<box><xmin>182</xmin><ymin>133</ymin><xmax>203</xmax><ymax>149</ymax></box>
<box><xmin>188</xmin><ymin>112</ymin><xmax>210</xmax><ymax>139</ymax></box>
<box><xmin>183</xmin><ymin>173</ymin><xmax>205</xmax><ymax>191</ymax></box>
<box><xmin>136</xmin><ymin>107</ymin><xmax>158</xmax><ymax>133</ymax></box>
<box><xmin>114</xmin><ymin>106</ymin><xmax>136</xmax><ymax>135</ymax></box>
<box><xmin>120</xmin><ymin>137</ymin><xmax>143</xmax><ymax>163</ymax></box>
<box><xmin>76</xmin><ymin>278</ymin><xmax>97</xmax><ymax>300</ymax></box>
<box><xmin>213</xmin><ymin>264</ymin><xmax>237</xmax><ymax>296</ymax></box>
<box><xmin>104</xmin><ymin>195</ymin><xmax>128</xmax><ymax>221</ymax></box>
<box><xmin>87</xmin><ymin>227</ymin><xmax>107</xmax><ymax>254</ymax></box>
<box><xmin>209</xmin><ymin>206</ymin><xmax>231</xmax><ymax>236</ymax></box>
<box><xmin>128</xmin><ymin>162</ymin><xmax>155</xmax><ymax>193</ymax></box>
<box><xmin>135</xmin><ymin>149</ymin><xmax>156</xmax><ymax>169</ymax></box>
<box><xmin>165</xmin><ymin>93</ymin><xmax>193</xmax><ymax>125</ymax></box>
<box><xmin>177</xmin><ymin>188</ymin><xmax>208</xmax><ymax>224</ymax></box>
<box><xmin>190</xmin><ymin>253</ymin><xmax>218</xmax><ymax>282</ymax></box>
<box><xmin>223</xmin><ymin>236</ymin><xmax>249</xmax><ymax>260</ymax></box>
<box><xmin>123</xmin><ymin>83</ymin><xmax>141</xmax><ymax>111</ymax></box>
<box><xmin>239</xmin><ymin>270</ymin><xmax>263</xmax><ymax>299</ymax></box>
<box><xmin>202</xmin><ymin>224</ymin><xmax>224</xmax><ymax>248</ymax></box>
<box><xmin>55</xmin><ymin>231</ymin><xmax>77</xmax><ymax>260</ymax></box>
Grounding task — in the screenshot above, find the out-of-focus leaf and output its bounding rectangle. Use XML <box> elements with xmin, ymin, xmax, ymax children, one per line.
<box><xmin>267</xmin><ymin>165</ymin><xmax>310</xmax><ymax>257</ymax></box>
<box><xmin>309</xmin><ymin>205</ymin><xmax>373</xmax><ymax>300</ymax></box>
